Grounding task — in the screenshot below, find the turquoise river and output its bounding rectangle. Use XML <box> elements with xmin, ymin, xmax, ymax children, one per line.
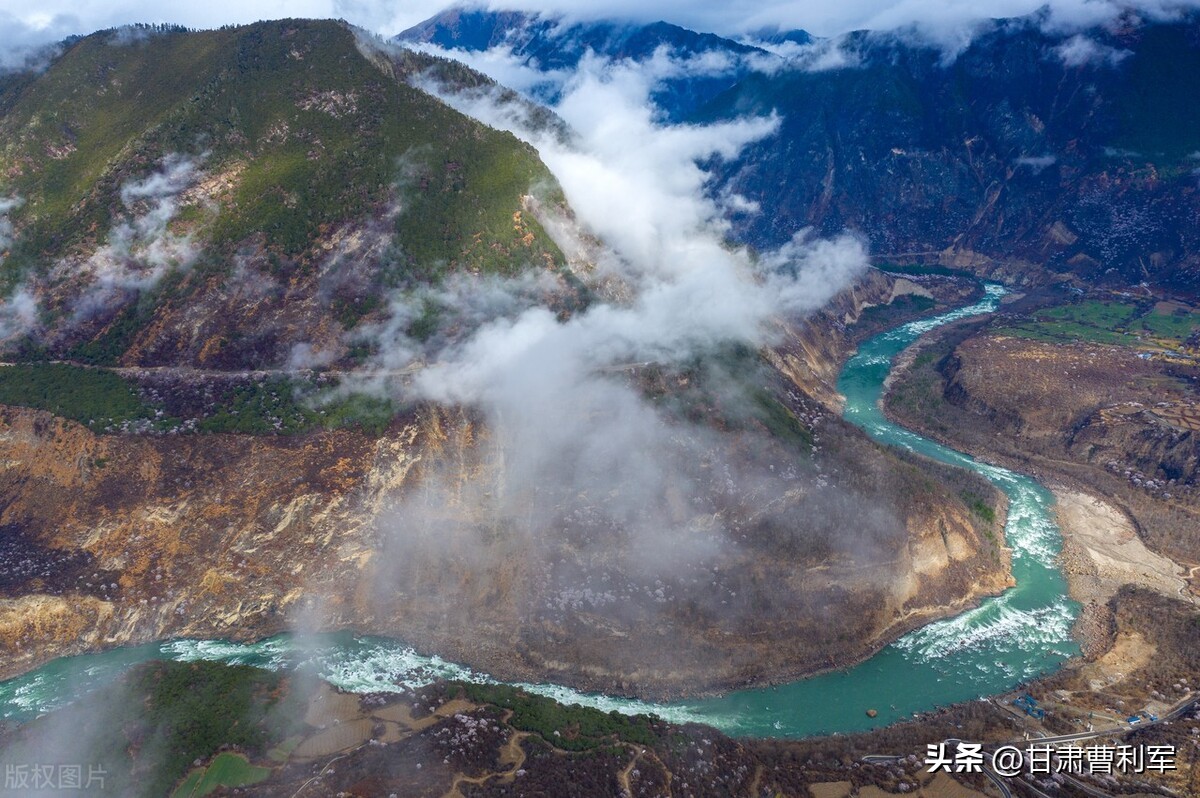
<box><xmin>0</xmin><ymin>283</ymin><xmax>1079</xmax><ymax>738</ymax></box>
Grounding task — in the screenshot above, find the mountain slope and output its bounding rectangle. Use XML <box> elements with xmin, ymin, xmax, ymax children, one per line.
<box><xmin>397</xmin><ymin>7</ymin><xmax>765</xmax><ymax>67</ymax></box>
<box><xmin>0</xmin><ymin>20</ymin><xmax>563</xmax><ymax>368</ymax></box>
<box><xmin>402</xmin><ymin>9</ymin><xmax>1200</xmax><ymax>294</ymax></box>
<box><xmin>698</xmin><ymin>16</ymin><xmax>1200</xmax><ymax>294</ymax></box>
<box><xmin>0</xmin><ymin>20</ymin><xmax>1014</xmax><ymax>702</ymax></box>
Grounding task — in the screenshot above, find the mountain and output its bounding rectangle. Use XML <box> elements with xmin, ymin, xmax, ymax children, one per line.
<box><xmin>698</xmin><ymin>15</ymin><xmax>1200</xmax><ymax>295</ymax></box>
<box><xmin>0</xmin><ymin>20</ymin><xmax>564</xmax><ymax>369</ymax></box>
<box><xmin>744</xmin><ymin>27</ymin><xmax>815</xmax><ymax>48</ymax></box>
<box><xmin>397</xmin><ymin>7</ymin><xmax>766</xmax><ymax>67</ymax></box>
<box><xmin>0</xmin><ymin>21</ymin><xmax>1016</xmax><ymax>701</ymax></box>
<box><xmin>402</xmin><ymin>9</ymin><xmax>1200</xmax><ymax>295</ymax></box>
<box><xmin>395</xmin><ymin>7</ymin><xmax>773</xmax><ymax>119</ymax></box>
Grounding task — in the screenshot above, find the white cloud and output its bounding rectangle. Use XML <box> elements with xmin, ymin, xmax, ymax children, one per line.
<box><xmin>0</xmin><ymin>283</ymin><xmax>39</xmax><ymax>341</ymax></box>
<box><xmin>1053</xmin><ymin>33</ymin><xmax>1132</xmax><ymax>66</ymax></box>
<box><xmin>1014</xmin><ymin>154</ymin><xmax>1058</xmax><ymax>173</ymax></box>
<box><xmin>0</xmin><ymin>195</ymin><xmax>40</xmax><ymax>342</ymax></box>
<box><xmin>67</xmin><ymin>153</ymin><xmax>205</xmax><ymax>320</ymax></box>
<box><xmin>402</xmin><ymin>39</ymin><xmax>573</xmax><ymax>96</ymax></box>
<box><xmin>346</xmin><ymin>45</ymin><xmax>871</xmax><ymax>585</ymax></box>
<box><xmin>773</xmin><ymin>35</ymin><xmax>861</xmax><ymax>72</ymax></box>
<box><xmin>3</xmin><ymin>0</ymin><xmax>1200</xmax><ymax>72</ymax></box>
<box><xmin>0</xmin><ymin>195</ymin><xmax>22</xmax><ymax>254</ymax></box>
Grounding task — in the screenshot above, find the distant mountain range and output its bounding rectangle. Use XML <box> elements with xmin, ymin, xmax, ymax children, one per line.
<box><xmin>396</xmin><ymin>7</ymin><xmax>779</xmax><ymax>119</ymax></box>
<box><xmin>400</xmin><ymin>8</ymin><xmax>1200</xmax><ymax>295</ymax></box>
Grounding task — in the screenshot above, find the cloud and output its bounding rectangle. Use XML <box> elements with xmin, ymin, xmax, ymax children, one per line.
<box><xmin>396</xmin><ymin>44</ymin><xmax>867</xmax><ymax>396</ymax></box>
<box><xmin>0</xmin><ymin>196</ymin><xmax>40</xmax><ymax>343</ymax></box>
<box><xmin>401</xmin><ymin>38</ymin><xmax>574</xmax><ymax>97</ymax></box>
<box><xmin>66</xmin><ymin>153</ymin><xmax>205</xmax><ymax>321</ymax></box>
<box><xmin>766</xmin><ymin>35</ymin><xmax>861</xmax><ymax>72</ymax></box>
<box><xmin>0</xmin><ymin>195</ymin><xmax>22</xmax><ymax>254</ymax></box>
<box><xmin>1053</xmin><ymin>33</ymin><xmax>1132</xmax><ymax>66</ymax></box>
<box><xmin>0</xmin><ymin>284</ymin><xmax>40</xmax><ymax>342</ymax></box>
<box><xmin>0</xmin><ymin>10</ymin><xmax>71</xmax><ymax>72</ymax></box>
<box><xmin>1014</xmin><ymin>154</ymin><xmax>1058</xmax><ymax>173</ymax></box>
<box><xmin>341</xmin><ymin>42</ymin><xmax>873</xmax><ymax>639</ymax></box>
<box><xmin>4</xmin><ymin>0</ymin><xmax>1200</xmax><ymax>73</ymax></box>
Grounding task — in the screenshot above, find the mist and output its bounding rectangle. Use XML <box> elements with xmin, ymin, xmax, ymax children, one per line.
<box><xmin>327</xmin><ymin>36</ymin><xmax>902</xmax><ymax>683</ymax></box>
<box><xmin>4</xmin><ymin>0</ymin><xmax>1200</xmax><ymax>79</ymax></box>
<box><xmin>62</xmin><ymin>153</ymin><xmax>204</xmax><ymax>323</ymax></box>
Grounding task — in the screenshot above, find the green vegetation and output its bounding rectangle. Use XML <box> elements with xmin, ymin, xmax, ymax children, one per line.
<box><xmin>750</xmin><ymin>389</ymin><xmax>814</xmax><ymax>451</ymax></box>
<box><xmin>992</xmin><ymin>298</ymin><xmax>1200</xmax><ymax>348</ymax></box>
<box><xmin>196</xmin><ymin>378</ymin><xmax>395</xmax><ymax>435</ymax></box>
<box><xmin>171</xmin><ymin>770</ymin><xmax>205</xmax><ymax>798</ymax></box>
<box><xmin>172</xmin><ymin>753</ymin><xmax>271</xmax><ymax>797</ymax></box>
<box><xmin>132</xmin><ymin>662</ymin><xmax>286</xmax><ymax>795</ymax></box>
<box><xmin>0</xmin><ymin>362</ymin><xmax>395</xmax><ymax>436</ymax></box>
<box><xmin>0</xmin><ymin>363</ymin><xmax>149</xmax><ymax>426</ymax></box>
<box><xmin>0</xmin><ymin>20</ymin><xmax>562</xmax><ymax>356</ymax></box>
<box><xmin>458</xmin><ymin>683</ymin><xmax>658</xmax><ymax>752</ymax></box>
<box><xmin>960</xmin><ymin>490</ymin><xmax>996</xmax><ymax>525</ymax></box>
<box><xmin>1137</xmin><ymin>303</ymin><xmax>1200</xmax><ymax>340</ymax></box>
<box><xmin>406</xmin><ymin>297</ymin><xmax>443</xmax><ymax>342</ymax></box>
<box><xmin>0</xmin><ymin>660</ymin><xmax>303</xmax><ymax>798</ymax></box>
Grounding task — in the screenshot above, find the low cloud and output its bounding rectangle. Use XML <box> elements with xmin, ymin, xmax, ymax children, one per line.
<box><xmin>769</xmin><ymin>35</ymin><xmax>861</xmax><ymax>72</ymax></box>
<box><xmin>0</xmin><ymin>284</ymin><xmax>40</xmax><ymax>342</ymax></box>
<box><xmin>0</xmin><ymin>196</ymin><xmax>40</xmax><ymax>343</ymax></box>
<box><xmin>1053</xmin><ymin>33</ymin><xmax>1132</xmax><ymax>67</ymax></box>
<box><xmin>0</xmin><ymin>10</ymin><xmax>72</xmax><ymax>73</ymax></box>
<box><xmin>67</xmin><ymin>153</ymin><xmax>205</xmax><ymax>321</ymax></box>
<box><xmin>345</xmin><ymin>41</ymin><xmax>871</xmax><ymax>638</ymax></box>
<box><xmin>0</xmin><ymin>195</ymin><xmax>22</xmax><ymax>254</ymax></box>
<box><xmin>1014</xmin><ymin>154</ymin><xmax>1058</xmax><ymax>174</ymax></box>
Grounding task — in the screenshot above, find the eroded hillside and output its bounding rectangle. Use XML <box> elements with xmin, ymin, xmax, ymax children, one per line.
<box><xmin>885</xmin><ymin>290</ymin><xmax>1200</xmax><ymax>592</ymax></box>
<box><xmin>0</xmin><ymin>21</ymin><xmax>1011</xmax><ymax>699</ymax></box>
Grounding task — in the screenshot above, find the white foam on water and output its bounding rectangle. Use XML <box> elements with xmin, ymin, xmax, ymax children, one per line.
<box><xmin>309</xmin><ymin>642</ymin><xmax>485</xmax><ymax>693</ymax></box>
<box><xmin>163</xmin><ymin>637</ymin><xmax>291</xmax><ymax>668</ymax></box>
<box><xmin>516</xmin><ymin>682</ymin><xmax>711</xmax><ymax>726</ymax></box>
<box><xmin>300</xmin><ymin>640</ymin><xmax>716</xmax><ymax>726</ymax></box>
<box><xmin>893</xmin><ymin>597</ymin><xmax>1075</xmax><ymax>670</ymax></box>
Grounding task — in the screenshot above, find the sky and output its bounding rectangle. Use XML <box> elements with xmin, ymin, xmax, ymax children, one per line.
<box><xmin>3</xmin><ymin>0</ymin><xmax>1200</xmax><ymax>68</ymax></box>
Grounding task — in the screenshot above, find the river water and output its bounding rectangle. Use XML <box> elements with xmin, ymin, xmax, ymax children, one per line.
<box><xmin>0</xmin><ymin>284</ymin><xmax>1078</xmax><ymax>738</ymax></box>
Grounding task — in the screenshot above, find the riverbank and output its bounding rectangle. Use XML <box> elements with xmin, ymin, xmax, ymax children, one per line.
<box><xmin>0</xmin><ymin>287</ymin><xmax>1074</xmax><ymax>740</ymax></box>
<box><xmin>880</xmin><ymin>317</ymin><xmax>1200</xmax><ymax>662</ymax></box>
<box><xmin>1052</xmin><ymin>486</ymin><xmax>1197</xmax><ymax>658</ymax></box>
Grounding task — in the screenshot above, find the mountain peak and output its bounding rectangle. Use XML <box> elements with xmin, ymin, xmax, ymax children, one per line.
<box><xmin>395</xmin><ymin>6</ymin><xmax>768</xmax><ymax>67</ymax></box>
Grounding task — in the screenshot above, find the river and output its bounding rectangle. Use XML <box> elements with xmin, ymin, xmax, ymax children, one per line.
<box><xmin>0</xmin><ymin>283</ymin><xmax>1079</xmax><ymax>738</ymax></box>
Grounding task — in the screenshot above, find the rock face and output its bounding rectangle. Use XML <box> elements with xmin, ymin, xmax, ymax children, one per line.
<box><xmin>703</xmin><ymin>17</ymin><xmax>1200</xmax><ymax>295</ymax></box>
<box><xmin>0</xmin><ymin>284</ymin><xmax>1011</xmax><ymax>697</ymax></box>
<box><xmin>0</xmin><ymin>22</ymin><xmax>1013</xmax><ymax>697</ymax></box>
<box><xmin>886</xmin><ymin>324</ymin><xmax>1200</xmax><ymax>569</ymax></box>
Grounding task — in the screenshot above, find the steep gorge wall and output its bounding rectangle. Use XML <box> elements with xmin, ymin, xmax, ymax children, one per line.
<box><xmin>0</xmin><ymin>363</ymin><xmax>1010</xmax><ymax>697</ymax></box>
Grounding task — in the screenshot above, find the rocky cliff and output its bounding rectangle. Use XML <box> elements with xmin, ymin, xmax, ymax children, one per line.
<box><xmin>0</xmin><ymin>20</ymin><xmax>1013</xmax><ymax>698</ymax></box>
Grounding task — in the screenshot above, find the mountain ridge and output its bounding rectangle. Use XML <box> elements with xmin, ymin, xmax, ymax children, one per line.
<box><xmin>400</xmin><ymin>7</ymin><xmax>1200</xmax><ymax>295</ymax></box>
<box><xmin>0</xmin><ymin>19</ymin><xmax>567</xmax><ymax>369</ymax></box>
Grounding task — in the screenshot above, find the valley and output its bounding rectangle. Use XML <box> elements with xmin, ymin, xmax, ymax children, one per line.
<box><xmin>0</xmin><ymin>5</ymin><xmax>1199</xmax><ymax>797</ymax></box>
